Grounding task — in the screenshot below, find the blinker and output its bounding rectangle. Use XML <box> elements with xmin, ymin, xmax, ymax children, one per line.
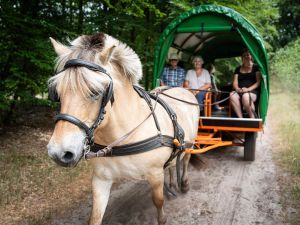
<box><xmin>48</xmin><ymin>86</ymin><xmax>59</xmax><ymax>102</ymax></box>
<box><xmin>50</xmin><ymin>58</ymin><xmax>115</xmax><ymax>151</ymax></box>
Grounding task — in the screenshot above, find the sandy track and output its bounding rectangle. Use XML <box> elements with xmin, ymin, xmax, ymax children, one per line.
<box><xmin>48</xmin><ymin>121</ymin><xmax>288</xmax><ymax>225</ymax></box>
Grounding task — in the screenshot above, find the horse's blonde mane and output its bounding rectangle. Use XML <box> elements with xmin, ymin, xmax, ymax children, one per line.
<box><xmin>48</xmin><ymin>33</ymin><xmax>142</xmax><ymax>99</ymax></box>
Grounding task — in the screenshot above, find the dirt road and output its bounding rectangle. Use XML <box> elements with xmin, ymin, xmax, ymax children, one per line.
<box><xmin>48</xmin><ymin>121</ymin><xmax>289</xmax><ymax>225</ymax></box>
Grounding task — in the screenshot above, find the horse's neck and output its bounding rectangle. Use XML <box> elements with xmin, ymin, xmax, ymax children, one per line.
<box><xmin>94</xmin><ymin>82</ymin><xmax>153</xmax><ymax>145</ymax></box>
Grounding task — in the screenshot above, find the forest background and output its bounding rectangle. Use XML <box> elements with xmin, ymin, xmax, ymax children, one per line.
<box><xmin>1</xmin><ymin>0</ymin><xmax>299</xmax><ymax>123</ymax></box>
<box><xmin>0</xmin><ymin>0</ymin><xmax>300</xmax><ymax>224</ymax></box>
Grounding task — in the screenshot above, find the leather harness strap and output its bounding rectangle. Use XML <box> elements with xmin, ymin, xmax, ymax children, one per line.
<box><xmin>88</xmin><ymin>86</ymin><xmax>188</xmax><ymax>170</ymax></box>
<box><xmin>87</xmin><ymin>135</ymin><xmax>175</xmax><ymax>158</ymax></box>
<box><xmin>133</xmin><ymin>86</ymin><xmax>161</xmax><ymax>132</ymax></box>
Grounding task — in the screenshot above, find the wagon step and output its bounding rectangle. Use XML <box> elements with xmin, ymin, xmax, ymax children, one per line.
<box><xmin>199</xmin><ymin>117</ymin><xmax>263</xmax><ymax>132</ymax></box>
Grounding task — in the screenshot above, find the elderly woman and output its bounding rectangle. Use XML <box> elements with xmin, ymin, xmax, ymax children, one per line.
<box><xmin>230</xmin><ymin>49</ymin><xmax>261</xmax><ymax>118</ymax></box>
<box><xmin>184</xmin><ymin>56</ymin><xmax>211</xmax><ymax>113</ymax></box>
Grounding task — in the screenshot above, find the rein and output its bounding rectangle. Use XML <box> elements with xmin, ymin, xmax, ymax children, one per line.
<box><xmin>159</xmin><ymin>90</ymin><xmax>237</xmax><ymax>106</ymax></box>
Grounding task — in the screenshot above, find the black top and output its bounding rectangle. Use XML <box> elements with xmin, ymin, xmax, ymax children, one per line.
<box><xmin>234</xmin><ymin>64</ymin><xmax>259</xmax><ymax>94</ymax></box>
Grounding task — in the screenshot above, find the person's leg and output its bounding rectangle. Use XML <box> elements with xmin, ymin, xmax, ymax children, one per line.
<box><xmin>242</xmin><ymin>93</ymin><xmax>257</xmax><ymax>118</ymax></box>
<box><xmin>230</xmin><ymin>92</ymin><xmax>243</xmax><ymax>118</ymax></box>
<box><xmin>195</xmin><ymin>91</ymin><xmax>206</xmax><ymax>112</ymax></box>
<box><xmin>213</xmin><ymin>92</ymin><xmax>221</xmax><ymax>110</ymax></box>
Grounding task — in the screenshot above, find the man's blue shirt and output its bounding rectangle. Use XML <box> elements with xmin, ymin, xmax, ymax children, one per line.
<box><xmin>161</xmin><ymin>66</ymin><xmax>186</xmax><ymax>87</ymax></box>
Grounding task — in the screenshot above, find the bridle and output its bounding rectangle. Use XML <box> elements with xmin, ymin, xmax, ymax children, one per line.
<box><xmin>49</xmin><ymin>59</ymin><xmax>115</xmax><ymax>155</ymax></box>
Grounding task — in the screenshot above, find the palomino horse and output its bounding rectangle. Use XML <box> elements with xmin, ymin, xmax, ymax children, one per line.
<box><xmin>47</xmin><ymin>33</ymin><xmax>200</xmax><ymax>225</ymax></box>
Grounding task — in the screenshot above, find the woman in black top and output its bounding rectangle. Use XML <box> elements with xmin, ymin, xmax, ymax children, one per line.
<box><xmin>230</xmin><ymin>49</ymin><xmax>261</xmax><ymax>118</ymax></box>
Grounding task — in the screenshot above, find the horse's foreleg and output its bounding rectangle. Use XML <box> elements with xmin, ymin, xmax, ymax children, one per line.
<box><xmin>168</xmin><ymin>167</ymin><xmax>177</xmax><ymax>191</ymax></box>
<box><xmin>181</xmin><ymin>153</ymin><xmax>191</xmax><ymax>193</ymax></box>
<box><xmin>148</xmin><ymin>172</ymin><xmax>167</xmax><ymax>225</ymax></box>
<box><xmin>89</xmin><ymin>176</ymin><xmax>112</xmax><ymax>225</ymax></box>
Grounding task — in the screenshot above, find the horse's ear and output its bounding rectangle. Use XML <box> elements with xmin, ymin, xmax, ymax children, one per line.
<box><xmin>49</xmin><ymin>37</ymin><xmax>71</xmax><ymax>56</ymax></box>
<box><xmin>101</xmin><ymin>45</ymin><xmax>116</xmax><ymax>64</ymax></box>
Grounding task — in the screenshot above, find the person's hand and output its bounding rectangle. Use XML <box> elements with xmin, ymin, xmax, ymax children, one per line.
<box><xmin>242</xmin><ymin>87</ymin><xmax>249</xmax><ymax>93</ymax></box>
<box><xmin>192</xmin><ymin>90</ymin><xmax>198</xmax><ymax>95</ymax></box>
<box><xmin>236</xmin><ymin>88</ymin><xmax>243</xmax><ymax>93</ymax></box>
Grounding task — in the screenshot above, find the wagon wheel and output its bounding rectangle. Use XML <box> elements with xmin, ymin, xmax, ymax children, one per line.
<box><xmin>244</xmin><ymin>132</ymin><xmax>257</xmax><ymax>161</ymax></box>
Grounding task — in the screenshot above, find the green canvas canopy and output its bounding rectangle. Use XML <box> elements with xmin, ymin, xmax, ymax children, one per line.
<box><xmin>153</xmin><ymin>4</ymin><xmax>269</xmax><ymax>122</ymax></box>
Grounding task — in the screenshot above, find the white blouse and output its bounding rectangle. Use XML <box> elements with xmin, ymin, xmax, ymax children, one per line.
<box><xmin>185</xmin><ymin>69</ymin><xmax>211</xmax><ymax>89</ymax></box>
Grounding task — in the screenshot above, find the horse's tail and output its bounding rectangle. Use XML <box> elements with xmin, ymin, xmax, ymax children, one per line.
<box><xmin>189</xmin><ymin>154</ymin><xmax>206</xmax><ymax>170</ymax></box>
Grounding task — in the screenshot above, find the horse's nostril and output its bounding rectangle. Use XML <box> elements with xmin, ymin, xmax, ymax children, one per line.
<box><xmin>63</xmin><ymin>151</ymin><xmax>74</xmax><ymax>160</ymax></box>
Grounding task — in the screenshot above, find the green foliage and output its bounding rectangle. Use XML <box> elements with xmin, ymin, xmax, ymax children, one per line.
<box><xmin>0</xmin><ymin>0</ymin><xmax>69</xmax><ymax>123</ymax></box>
<box><xmin>270</xmin><ymin>91</ymin><xmax>300</xmax><ymax>224</ymax></box>
<box><xmin>271</xmin><ymin>37</ymin><xmax>300</xmax><ymax>93</ymax></box>
<box><xmin>211</xmin><ymin>0</ymin><xmax>279</xmax><ymax>51</ymax></box>
<box><xmin>277</xmin><ymin>0</ymin><xmax>300</xmax><ymax>46</ymax></box>
<box><xmin>0</xmin><ymin>0</ymin><xmax>283</xmax><ymax>123</ymax></box>
<box><xmin>281</xmin><ymin>121</ymin><xmax>300</xmax><ymax>174</ymax></box>
<box><xmin>213</xmin><ymin>58</ymin><xmax>241</xmax><ymax>86</ymax></box>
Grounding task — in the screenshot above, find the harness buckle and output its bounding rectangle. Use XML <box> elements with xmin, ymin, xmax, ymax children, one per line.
<box><xmin>171</xmin><ymin>114</ymin><xmax>177</xmax><ymax>120</ymax></box>
<box><xmin>83</xmin><ymin>137</ymin><xmax>91</xmax><ymax>160</ymax></box>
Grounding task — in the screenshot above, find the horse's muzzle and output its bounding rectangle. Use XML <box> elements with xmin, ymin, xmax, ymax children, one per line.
<box><xmin>47</xmin><ymin>144</ymin><xmax>82</xmax><ymax>167</ymax></box>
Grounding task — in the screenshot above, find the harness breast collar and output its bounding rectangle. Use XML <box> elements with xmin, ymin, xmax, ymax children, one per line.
<box><xmin>51</xmin><ymin>59</ymin><xmax>189</xmax><ymax>169</ymax></box>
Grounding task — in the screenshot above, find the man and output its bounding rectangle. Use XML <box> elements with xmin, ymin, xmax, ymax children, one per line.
<box><xmin>160</xmin><ymin>53</ymin><xmax>186</xmax><ymax>87</ymax></box>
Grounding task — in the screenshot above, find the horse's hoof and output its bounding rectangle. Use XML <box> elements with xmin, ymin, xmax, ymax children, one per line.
<box><xmin>158</xmin><ymin>215</ymin><xmax>167</xmax><ymax>225</ymax></box>
<box><xmin>181</xmin><ymin>180</ymin><xmax>190</xmax><ymax>193</ymax></box>
<box><xmin>170</xmin><ymin>183</ymin><xmax>179</xmax><ymax>193</ymax></box>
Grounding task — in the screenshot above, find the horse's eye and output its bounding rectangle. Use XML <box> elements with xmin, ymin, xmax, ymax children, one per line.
<box><xmin>89</xmin><ymin>89</ymin><xmax>101</xmax><ymax>100</ymax></box>
<box><xmin>48</xmin><ymin>87</ymin><xmax>60</xmax><ymax>102</ymax></box>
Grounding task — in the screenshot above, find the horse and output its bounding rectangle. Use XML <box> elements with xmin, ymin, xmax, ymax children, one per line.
<box><xmin>47</xmin><ymin>32</ymin><xmax>200</xmax><ymax>225</ymax></box>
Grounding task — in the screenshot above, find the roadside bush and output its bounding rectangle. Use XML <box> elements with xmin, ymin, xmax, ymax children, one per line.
<box><xmin>271</xmin><ymin>37</ymin><xmax>300</xmax><ymax>93</ymax></box>
<box><xmin>271</xmin><ymin>38</ymin><xmax>300</xmax><ymax>223</ymax></box>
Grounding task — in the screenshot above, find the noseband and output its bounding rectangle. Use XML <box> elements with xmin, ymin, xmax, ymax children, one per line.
<box><xmin>51</xmin><ymin>59</ymin><xmax>114</xmax><ymax>153</ymax></box>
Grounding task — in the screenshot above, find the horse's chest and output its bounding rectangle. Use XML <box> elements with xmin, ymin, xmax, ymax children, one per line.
<box><xmin>92</xmin><ymin>160</ymin><xmax>147</xmax><ymax>181</ymax></box>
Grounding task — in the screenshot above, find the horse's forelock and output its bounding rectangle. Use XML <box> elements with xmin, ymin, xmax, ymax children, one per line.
<box><xmin>81</xmin><ymin>33</ymin><xmax>106</xmax><ymax>51</ymax></box>
<box><xmin>48</xmin><ymin>68</ymin><xmax>107</xmax><ymax>101</ymax></box>
<box><xmin>49</xmin><ymin>32</ymin><xmax>142</xmax><ymax>100</ymax></box>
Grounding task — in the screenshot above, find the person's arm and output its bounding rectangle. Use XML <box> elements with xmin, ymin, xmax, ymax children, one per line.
<box><xmin>180</xmin><ymin>68</ymin><xmax>186</xmax><ymax>87</ymax></box>
<box><xmin>199</xmin><ymin>83</ymin><xmax>212</xmax><ymax>90</ymax></box>
<box><xmin>199</xmin><ymin>70</ymin><xmax>212</xmax><ymax>90</ymax></box>
<box><xmin>160</xmin><ymin>68</ymin><xmax>166</xmax><ymax>86</ymax></box>
<box><xmin>183</xmin><ymin>70</ymin><xmax>197</xmax><ymax>95</ymax></box>
<box><xmin>183</xmin><ymin>80</ymin><xmax>189</xmax><ymax>88</ymax></box>
<box><xmin>243</xmin><ymin>71</ymin><xmax>261</xmax><ymax>92</ymax></box>
<box><xmin>183</xmin><ymin>70</ymin><xmax>191</xmax><ymax>88</ymax></box>
<box><xmin>233</xmin><ymin>74</ymin><xmax>243</xmax><ymax>93</ymax></box>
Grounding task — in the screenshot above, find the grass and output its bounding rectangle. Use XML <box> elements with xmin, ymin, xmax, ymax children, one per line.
<box><xmin>0</xmin><ymin>125</ymin><xmax>92</xmax><ymax>225</ymax></box>
<box><xmin>270</xmin><ymin>39</ymin><xmax>300</xmax><ymax>211</ymax></box>
<box><xmin>269</xmin><ymin>82</ymin><xmax>300</xmax><ymax>223</ymax></box>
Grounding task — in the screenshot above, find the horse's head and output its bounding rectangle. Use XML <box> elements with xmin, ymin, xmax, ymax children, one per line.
<box><xmin>47</xmin><ymin>33</ymin><xmax>142</xmax><ymax>167</ymax></box>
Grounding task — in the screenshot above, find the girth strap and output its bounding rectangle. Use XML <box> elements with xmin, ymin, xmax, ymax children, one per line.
<box><xmin>86</xmin><ymin>135</ymin><xmax>174</xmax><ymax>159</ymax></box>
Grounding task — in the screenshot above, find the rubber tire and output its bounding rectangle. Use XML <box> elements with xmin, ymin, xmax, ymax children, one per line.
<box><xmin>244</xmin><ymin>132</ymin><xmax>257</xmax><ymax>161</ymax></box>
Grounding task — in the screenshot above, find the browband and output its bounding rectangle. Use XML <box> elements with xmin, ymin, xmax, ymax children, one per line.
<box><xmin>64</xmin><ymin>59</ymin><xmax>108</xmax><ymax>75</ymax></box>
